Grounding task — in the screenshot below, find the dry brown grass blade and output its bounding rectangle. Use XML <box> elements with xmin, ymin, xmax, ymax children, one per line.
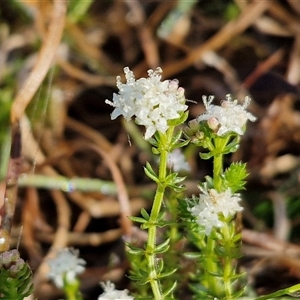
<box><xmin>33</xmin><ymin>187</ymin><xmax>72</xmax><ymax>291</ymax></box>
<box><xmin>85</xmin><ymin>143</ymin><xmax>133</xmax><ymax>237</ymax></box>
<box><xmin>268</xmin><ymin>191</ymin><xmax>291</xmax><ymax>242</ymax></box>
<box><xmin>22</xmin><ymin>187</ymin><xmax>50</xmax><ymax>268</ymax></box>
<box><xmin>287</xmin><ymin>35</ymin><xmax>300</xmax><ymax>85</ymax></box>
<box><xmin>242</xmin><ymin>48</ymin><xmax>285</xmax><ymax>91</ymax></box>
<box><xmin>125</xmin><ymin>0</ymin><xmax>160</xmax><ymax>69</ymax></box>
<box><xmin>56</xmin><ymin>57</ymin><xmax>116</xmax><ymax>86</ymax></box>
<box><xmin>66</xmin><ymin>117</ymin><xmax>113</xmax><ymax>153</ymax></box>
<box><xmin>269</xmin><ymin>2</ymin><xmax>300</xmax><ymax>34</ymax></box>
<box><xmin>161</xmin><ymin>1</ymin><xmax>270</xmax><ymax>78</ymax></box>
<box><xmin>243</xmin><ymin>228</ymin><xmax>300</xmax><ymax>256</ymax></box>
<box><xmin>11</xmin><ymin>0</ymin><xmax>67</xmax><ymax>124</ymax></box>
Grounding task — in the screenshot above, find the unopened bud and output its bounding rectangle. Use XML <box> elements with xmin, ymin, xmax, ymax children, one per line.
<box><xmin>177</xmin><ymin>87</ymin><xmax>185</xmax><ymax>98</ymax></box>
<box><xmin>195</xmin><ymin>131</ymin><xmax>205</xmax><ymax>139</ymax></box>
<box><xmin>168</xmin><ymin>79</ymin><xmax>179</xmax><ymax>91</ymax></box>
<box><xmin>207</xmin><ymin>117</ymin><xmax>219</xmax><ymax>131</ymax></box>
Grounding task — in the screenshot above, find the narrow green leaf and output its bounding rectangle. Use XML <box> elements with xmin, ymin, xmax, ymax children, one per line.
<box><xmin>232</xmin><ymin>286</ymin><xmax>246</xmax><ymax>299</ymax></box>
<box><xmin>158</xmin><ymin>267</ymin><xmax>177</xmax><ymax>279</ymax></box>
<box><xmin>183</xmin><ymin>252</ymin><xmax>202</xmax><ymax>259</ymax></box>
<box><xmin>162</xmin><ymin>281</ymin><xmax>177</xmax><ymax>297</ymax></box>
<box><xmin>125</xmin><ymin>243</ymin><xmax>145</xmax><ymax>255</ymax></box>
<box><xmin>156</xmin><ymin>258</ymin><xmax>164</xmax><ymax>274</ymax></box>
<box><xmin>144</xmin><ymin>162</ymin><xmax>159</xmax><ymax>183</ymax></box>
<box><xmin>152</xmin><ymin>147</ymin><xmax>160</xmax><ymax>155</ymax></box>
<box><xmin>171</xmin><ymin>129</ymin><xmax>183</xmax><ymax>145</ymax></box>
<box><xmin>129</xmin><ymin>216</ymin><xmax>147</xmax><ymax>224</ymax></box>
<box><xmin>140</xmin><ymin>208</ymin><xmax>150</xmax><ymax>220</ymax></box>
<box><xmin>157</xmin><ymin>210</ymin><xmax>166</xmax><ymax>221</ymax></box>
<box><xmin>199</xmin><ymin>152</ymin><xmax>213</xmax><ymax>160</ymax></box>
<box><xmin>153</xmin><ymin>238</ymin><xmax>170</xmax><ymax>254</ymax></box>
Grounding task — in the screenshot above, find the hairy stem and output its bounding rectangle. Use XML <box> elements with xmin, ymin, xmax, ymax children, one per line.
<box><xmin>146</xmin><ymin>128</ymin><xmax>174</xmax><ymax>300</ymax></box>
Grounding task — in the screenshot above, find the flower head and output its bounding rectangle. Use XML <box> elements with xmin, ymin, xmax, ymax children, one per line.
<box><xmin>47</xmin><ymin>248</ymin><xmax>86</xmax><ymax>288</ymax></box>
<box><xmin>0</xmin><ymin>249</ymin><xmax>33</xmax><ymax>298</ymax></box>
<box><xmin>105</xmin><ymin>67</ymin><xmax>187</xmax><ymax>139</ymax></box>
<box><xmin>197</xmin><ymin>94</ymin><xmax>256</xmax><ymax>136</ymax></box>
<box><xmin>167</xmin><ymin>149</ymin><xmax>190</xmax><ymax>173</ymax></box>
<box><xmin>188</xmin><ymin>187</ymin><xmax>242</xmax><ymax>235</ymax></box>
<box><xmin>98</xmin><ymin>281</ymin><xmax>134</xmax><ymax>300</ymax></box>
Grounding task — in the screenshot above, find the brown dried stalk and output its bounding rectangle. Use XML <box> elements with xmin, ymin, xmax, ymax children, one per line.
<box><xmin>11</xmin><ymin>0</ymin><xmax>67</xmax><ymax>124</ymax></box>
<box><xmin>161</xmin><ymin>1</ymin><xmax>271</xmax><ymax>78</ymax></box>
<box><xmin>84</xmin><ymin>143</ymin><xmax>133</xmax><ymax>237</ymax></box>
<box><xmin>0</xmin><ymin>0</ymin><xmax>67</xmax><ymax>252</ymax></box>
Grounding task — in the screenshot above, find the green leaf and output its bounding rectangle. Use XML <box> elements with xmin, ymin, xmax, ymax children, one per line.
<box><xmin>172</xmin><ymin>139</ymin><xmax>190</xmax><ymax>150</ymax></box>
<box><xmin>162</xmin><ymin>281</ymin><xmax>177</xmax><ymax>297</ymax></box>
<box><xmin>140</xmin><ymin>208</ymin><xmax>150</xmax><ymax>220</ymax></box>
<box><xmin>158</xmin><ymin>267</ymin><xmax>177</xmax><ymax>279</ymax></box>
<box><xmin>152</xmin><ymin>147</ymin><xmax>160</xmax><ymax>155</ymax></box>
<box><xmin>171</xmin><ymin>129</ymin><xmax>183</xmax><ymax>145</ymax></box>
<box><xmin>183</xmin><ymin>252</ymin><xmax>202</xmax><ymax>259</ymax></box>
<box><xmin>127</xmin><ymin>274</ymin><xmax>148</xmax><ymax>284</ymax></box>
<box><xmin>223</xmin><ymin>161</ymin><xmax>249</xmax><ymax>192</ymax></box>
<box><xmin>157</xmin><ymin>210</ymin><xmax>166</xmax><ymax>222</ymax></box>
<box><xmin>169</xmin><ymin>184</ymin><xmax>186</xmax><ymax>193</ymax></box>
<box><xmin>167</xmin><ymin>173</ymin><xmax>186</xmax><ymax>185</ymax></box>
<box><xmin>0</xmin><ymin>89</ymin><xmax>12</xmax><ymax>182</ymax></box>
<box><xmin>125</xmin><ymin>243</ymin><xmax>145</xmax><ymax>255</ymax></box>
<box><xmin>156</xmin><ymin>258</ymin><xmax>164</xmax><ymax>274</ymax></box>
<box><xmin>232</xmin><ymin>286</ymin><xmax>246</xmax><ymax>299</ymax></box>
<box><xmin>129</xmin><ymin>216</ymin><xmax>147</xmax><ymax>224</ymax></box>
<box><xmin>199</xmin><ymin>152</ymin><xmax>213</xmax><ymax>160</ymax></box>
<box><xmin>153</xmin><ymin>239</ymin><xmax>170</xmax><ymax>254</ymax></box>
<box><xmin>223</xmin><ymin>136</ymin><xmax>240</xmax><ymax>154</ymax></box>
<box><xmin>144</xmin><ymin>162</ymin><xmax>159</xmax><ymax>183</ymax></box>
<box><xmin>17</xmin><ymin>268</ymin><xmax>33</xmax><ymax>295</ymax></box>
<box><xmin>147</xmin><ymin>137</ymin><xmax>158</xmax><ymax>147</ymax></box>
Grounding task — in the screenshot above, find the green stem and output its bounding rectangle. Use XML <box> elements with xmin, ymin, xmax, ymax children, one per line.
<box><xmin>212</xmin><ymin>136</ymin><xmax>229</xmax><ymax>191</ymax></box>
<box><xmin>203</xmin><ymin>233</ymin><xmax>219</xmax><ymax>295</ymax></box>
<box><xmin>205</xmin><ymin>135</ymin><xmax>236</xmax><ymax>298</ymax></box>
<box><xmin>63</xmin><ymin>276</ymin><xmax>83</xmax><ymax>300</ymax></box>
<box><xmin>255</xmin><ymin>283</ymin><xmax>300</xmax><ymax>300</ymax></box>
<box><xmin>213</xmin><ymin>153</ymin><xmax>223</xmax><ymax>192</ymax></box>
<box><xmin>146</xmin><ymin>127</ymin><xmax>174</xmax><ymax>300</ymax></box>
<box><xmin>64</xmin><ymin>285</ymin><xmax>83</xmax><ymax>300</ymax></box>
<box><xmin>221</xmin><ymin>221</ymin><xmax>234</xmax><ymax>298</ymax></box>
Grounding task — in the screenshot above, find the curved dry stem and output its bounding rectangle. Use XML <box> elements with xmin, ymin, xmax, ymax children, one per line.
<box><xmin>11</xmin><ymin>0</ymin><xmax>67</xmax><ymax>124</ymax></box>
<box><xmin>56</xmin><ymin>57</ymin><xmax>116</xmax><ymax>86</ymax></box>
<box><xmin>33</xmin><ymin>187</ymin><xmax>71</xmax><ymax>290</ymax></box>
<box><xmin>86</xmin><ymin>143</ymin><xmax>133</xmax><ymax>237</ymax></box>
<box><xmin>66</xmin><ymin>117</ymin><xmax>113</xmax><ymax>152</ymax></box>
<box><xmin>161</xmin><ymin>1</ymin><xmax>270</xmax><ymax>78</ymax></box>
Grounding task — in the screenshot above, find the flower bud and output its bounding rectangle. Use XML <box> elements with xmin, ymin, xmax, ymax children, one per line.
<box><xmin>207</xmin><ymin>117</ymin><xmax>220</xmax><ymax>131</ymax></box>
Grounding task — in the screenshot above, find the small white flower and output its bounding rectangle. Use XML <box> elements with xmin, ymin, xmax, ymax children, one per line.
<box><xmin>105</xmin><ymin>67</ymin><xmax>187</xmax><ymax>140</ymax></box>
<box><xmin>167</xmin><ymin>149</ymin><xmax>190</xmax><ymax>173</ymax></box>
<box><xmin>98</xmin><ymin>281</ymin><xmax>134</xmax><ymax>300</ymax></box>
<box><xmin>197</xmin><ymin>94</ymin><xmax>256</xmax><ymax>136</ymax></box>
<box><xmin>188</xmin><ymin>188</ymin><xmax>242</xmax><ymax>235</ymax></box>
<box><xmin>47</xmin><ymin>248</ymin><xmax>86</xmax><ymax>288</ymax></box>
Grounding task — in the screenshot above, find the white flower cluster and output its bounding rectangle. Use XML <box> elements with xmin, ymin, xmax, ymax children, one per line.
<box><xmin>47</xmin><ymin>248</ymin><xmax>86</xmax><ymax>288</ymax></box>
<box><xmin>105</xmin><ymin>67</ymin><xmax>187</xmax><ymax>140</ymax></box>
<box><xmin>188</xmin><ymin>188</ymin><xmax>242</xmax><ymax>235</ymax></box>
<box><xmin>167</xmin><ymin>149</ymin><xmax>191</xmax><ymax>173</ymax></box>
<box><xmin>197</xmin><ymin>94</ymin><xmax>256</xmax><ymax>136</ymax></box>
<box><xmin>98</xmin><ymin>281</ymin><xmax>134</xmax><ymax>300</ymax></box>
